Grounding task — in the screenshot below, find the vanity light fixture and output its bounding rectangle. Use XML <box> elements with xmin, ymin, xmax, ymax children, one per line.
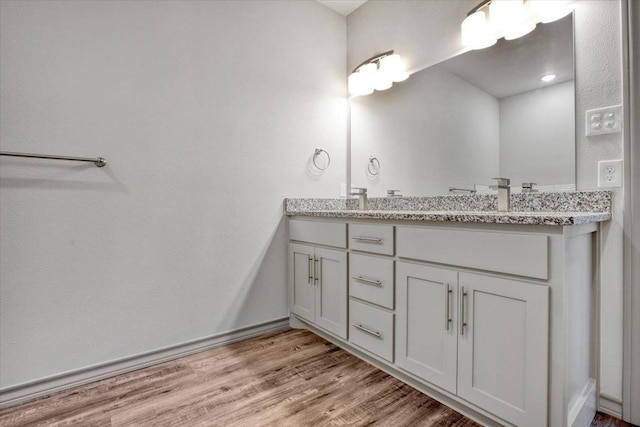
<box><xmin>541</xmin><ymin>74</ymin><xmax>557</xmax><ymax>82</ymax></box>
<box><xmin>348</xmin><ymin>50</ymin><xmax>409</xmax><ymax>97</ymax></box>
<box><xmin>461</xmin><ymin>0</ymin><xmax>574</xmax><ymax>50</ymax></box>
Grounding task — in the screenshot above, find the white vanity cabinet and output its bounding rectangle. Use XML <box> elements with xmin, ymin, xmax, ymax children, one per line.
<box><xmin>289</xmin><ymin>216</ymin><xmax>600</xmax><ymax>427</ymax></box>
<box><xmin>289</xmin><ymin>220</ymin><xmax>348</xmax><ymax>339</ymax></box>
<box><xmin>395</xmin><ymin>262</ymin><xmax>459</xmax><ymax>394</ymax></box>
<box><xmin>396</xmin><ymin>260</ymin><xmax>549</xmax><ymax>427</ymax></box>
<box><xmin>456</xmin><ymin>272</ymin><xmax>549</xmax><ymax>427</ymax></box>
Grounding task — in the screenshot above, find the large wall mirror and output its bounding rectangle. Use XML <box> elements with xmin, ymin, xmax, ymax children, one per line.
<box><xmin>350</xmin><ymin>14</ymin><xmax>574</xmax><ymax>197</ymax></box>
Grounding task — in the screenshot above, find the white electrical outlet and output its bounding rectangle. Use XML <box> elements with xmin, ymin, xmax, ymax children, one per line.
<box><xmin>586</xmin><ymin>105</ymin><xmax>623</xmax><ymax>136</ymax></box>
<box><xmin>340</xmin><ymin>183</ymin><xmax>347</xmax><ymax>197</ymax></box>
<box><xmin>598</xmin><ymin>159</ymin><xmax>623</xmax><ymax>188</ymax></box>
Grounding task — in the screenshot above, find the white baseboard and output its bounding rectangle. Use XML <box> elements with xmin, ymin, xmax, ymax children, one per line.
<box><xmin>0</xmin><ymin>317</ymin><xmax>290</xmax><ymax>409</ymax></box>
<box><xmin>568</xmin><ymin>379</ymin><xmax>597</xmax><ymax>427</ymax></box>
<box><xmin>599</xmin><ymin>392</ymin><xmax>623</xmax><ymax>419</ymax></box>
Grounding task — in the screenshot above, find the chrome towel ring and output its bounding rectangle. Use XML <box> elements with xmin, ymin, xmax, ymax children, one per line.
<box><xmin>368</xmin><ymin>156</ymin><xmax>380</xmax><ymax>175</ymax></box>
<box><xmin>312</xmin><ymin>148</ymin><xmax>331</xmax><ymax>170</ymax></box>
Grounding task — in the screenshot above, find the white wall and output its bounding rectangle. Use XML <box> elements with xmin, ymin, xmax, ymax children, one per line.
<box><xmin>573</xmin><ymin>0</ymin><xmax>624</xmax><ymax>406</ymax></box>
<box><xmin>348</xmin><ymin>0</ymin><xmax>625</xmax><ymax>405</ymax></box>
<box><xmin>347</xmin><ymin>0</ymin><xmax>477</xmax><ymax>73</ymax></box>
<box><xmin>0</xmin><ymin>0</ymin><xmax>346</xmax><ymax>390</ymax></box>
<box><xmin>351</xmin><ymin>65</ymin><xmax>499</xmax><ymax>196</ymax></box>
<box><xmin>500</xmin><ymin>80</ymin><xmax>575</xmax><ymax>186</ymax></box>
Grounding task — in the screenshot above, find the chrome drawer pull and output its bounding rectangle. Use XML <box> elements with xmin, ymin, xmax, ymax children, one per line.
<box><xmin>444</xmin><ymin>283</ymin><xmax>452</xmax><ymax>331</ymax></box>
<box><xmin>353</xmin><ymin>323</ymin><xmax>381</xmax><ymax>338</ymax></box>
<box><xmin>460</xmin><ymin>286</ymin><xmax>468</xmax><ymax>335</ymax></box>
<box><xmin>352</xmin><ymin>236</ymin><xmax>382</xmax><ymax>243</ymax></box>
<box><xmin>351</xmin><ymin>275</ymin><xmax>382</xmax><ymax>287</ymax></box>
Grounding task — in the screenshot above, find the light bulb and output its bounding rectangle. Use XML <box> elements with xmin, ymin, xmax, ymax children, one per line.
<box><xmin>490</xmin><ymin>0</ymin><xmax>535</xmax><ymax>41</ymax></box>
<box><xmin>379</xmin><ymin>54</ymin><xmax>409</xmax><ymax>83</ymax></box>
<box><xmin>527</xmin><ymin>0</ymin><xmax>573</xmax><ymax>24</ymax></box>
<box><xmin>374</xmin><ymin>76</ymin><xmax>393</xmax><ymax>91</ymax></box>
<box><xmin>393</xmin><ymin>71</ymin><xmax>409</xmax><ymax>83</ymax></box>
<box><xmin>461</xmin><ymin>10</ymin><xmax>497</xmax><ymax>50</ymax></box>
<box><xmin>349</xmin><ymin>63</ymin><xmax>376</xmax><ymax>96</ymax></box>
<box><xmin>348</xmin><ymin>72</ymin><xmax>373</xmax><ymax>96</ymax></box>
<box><xmin>503</xmin><ymin>22</ymin><xmax>536</xmax><ymax>40</ymax></box>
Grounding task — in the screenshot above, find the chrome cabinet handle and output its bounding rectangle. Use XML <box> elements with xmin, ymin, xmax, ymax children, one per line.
<box><xmin>460</xmin><ymin>286</ymin><xmax>468</xmax><ymax>335</ymax></box>
<box><xmin>308</xmin><ymin>256</ymin><xmax>313</xmax><ymax>283</ymax></box>
<box><xmin>314</xmin><ymin>258</ymin><xmax>319</xmax><ymax>285</ymax></box>
<box><xmin>353</xmin><ymin>323</ymin><xmax>381</xmax><ymax>338</ymax></box>
<box><xmin>351</xmin><ymin>276</ymin><xmax>382</xmax><ymax>287</ymax></box>
<box><xmin>445</xmin><ymin>283</ymin><xmax>452</xmax><ymax>331</ymax></box>
<box><xmin>352</xmin><ymin>236</ymin><xmax>382</xmax><ymax>243</ymax></box>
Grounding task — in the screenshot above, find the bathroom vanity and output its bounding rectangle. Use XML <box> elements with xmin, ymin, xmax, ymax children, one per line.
<box><xmin>285</xmin><ymin>192</ymin><xmax>611</xmax><ymax>427</ymax></box>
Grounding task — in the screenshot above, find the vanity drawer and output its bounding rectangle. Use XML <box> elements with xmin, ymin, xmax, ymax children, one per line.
<box><xmin>396</xmin><ymin>227</ymin><xmax>548</xmax><ymax>280</ymax></box>
<box><xmin>290</xmin><ymin>219</ymin><xmax>346</xmax><ymax>248</ymax></box>
<box><xmin>349</xmin><ymin>253</ymin><xmax>394</xmax><ymax>309</ymax></box>
<box><xmin>349</xmin><ymin>224</ymin><xmax>394</xmax><ymax>255</ymax></box>
<box><xmin>349</xmin><ymin>299</ymin><xmax>394</xmax><ymax>362</ymax></box>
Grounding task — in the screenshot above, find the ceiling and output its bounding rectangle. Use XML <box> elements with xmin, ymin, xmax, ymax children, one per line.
<box><xmin>318</xmin><ymin>0</ymin><xmax>367</xmax><ymax>16</ymax></box>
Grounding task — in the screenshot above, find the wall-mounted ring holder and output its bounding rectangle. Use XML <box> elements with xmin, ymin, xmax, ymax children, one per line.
<box><xmin>312</xmin><ymin>148</ymin><xmax>331</xmax><ymax>171</ymax></box>
<box><xmin>367</xmin><ymin>156</ymin><xmax>380</xmax><ymax>176</ymax></box>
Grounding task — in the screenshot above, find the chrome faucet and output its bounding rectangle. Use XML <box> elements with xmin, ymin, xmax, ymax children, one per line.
<box><xmin>522</xmin><ymin>182</ymin><xmax>538</xmax><ymax>193</ymax></box>
<box><xmin>350</xmin><ymin>187</ymin><xmax>368</xmax><ymax>210</ymax></box>
<box><xmin>387</xmin><ymin>189</ymin><xmax>402</xmax><ymax>197</ymax></box>
<box><xmin>490</xmin><ymin>178</ymin><xmax>511</xmax><ymax>212</ymax></box>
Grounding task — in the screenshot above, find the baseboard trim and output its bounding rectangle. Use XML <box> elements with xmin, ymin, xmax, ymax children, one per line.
<box><xmin>568</xmin><ymin>379</ymin><xmax>597</xmax><ymax>427</ymax></box>
<box><xmin>0</xmin><ymin>317</ymin><xmax>290</xmax><ymax>409</ymax></box>
<box><xmin>599</xmin><ymin>392</ymin><xmax>623</xmax><ymax>419</ymax></box>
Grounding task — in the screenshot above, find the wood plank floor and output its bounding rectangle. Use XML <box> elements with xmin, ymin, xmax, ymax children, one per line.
<box><xmin>0</xmin><ymin>328</ymin><xmax>632</xmax><ymax>426</ymax></box>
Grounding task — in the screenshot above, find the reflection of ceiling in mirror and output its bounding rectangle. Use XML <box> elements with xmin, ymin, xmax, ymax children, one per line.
<box><xmin>317</xmin><ymin>0</ymin><xmax>367</xmax><ymax>16</ymax></box>
<box><xmin>438</xmin><ymin>14</ymin><xmax>573</xmax><ymax>99</ymax></box>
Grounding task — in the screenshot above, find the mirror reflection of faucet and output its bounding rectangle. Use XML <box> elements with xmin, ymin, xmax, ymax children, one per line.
<box><xmin>448</xmin><ymin>187</ymin><xmax>477</xmax><ymax>194</ymax></box>
<box><xmin>350</xmin><ymin>187</ymin><xmax>368</xmax><ymax>210</ymax></box>
<box><xmin>522</xmin><ymin>182</ymin><xmax>538</xmax><ymax>193</ymax></box>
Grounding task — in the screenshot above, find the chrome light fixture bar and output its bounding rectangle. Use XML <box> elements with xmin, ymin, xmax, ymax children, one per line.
<box><xmin>461</xmin><ymin>0</ymin><xmax>575</xmax><ymax>50</ymax></box>
<box><xmin>348</xmin><ymin>50</ymin><xmax>410</xmax><ymax>97</ymax></box>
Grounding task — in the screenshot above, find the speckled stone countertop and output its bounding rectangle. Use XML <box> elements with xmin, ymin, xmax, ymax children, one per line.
<box><xmin>284</xmin><ymin>191</ymin><xmax>612</xmax><ymax>226</ymax></box>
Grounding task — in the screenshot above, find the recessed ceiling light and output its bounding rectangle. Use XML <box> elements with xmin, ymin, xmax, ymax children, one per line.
<box><xmin>541</xmin><ymin>74</ymin><xmax>557</xmax><ymax>82</ymax></box>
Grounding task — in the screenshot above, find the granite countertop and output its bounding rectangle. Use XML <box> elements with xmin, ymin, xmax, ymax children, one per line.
<box><xmin>284</xmin><ymin>191</ymin><xmax>612</xmax><ymax>226</ymax></box>
<box><xmin>285</xmin><ymin>209</ymin><xmax>610</xmax><ymax>226</ymax></box>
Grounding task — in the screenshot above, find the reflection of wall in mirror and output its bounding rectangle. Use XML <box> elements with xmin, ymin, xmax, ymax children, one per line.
<box><xmin>351</xmin><ymin>65</ymin><xmax>500</xmax><ymax>197</ymax></box>
<box><xmin>499</xmin><ymin>80</ymin><xmax>575</xmax><ymax>187</ymax></box>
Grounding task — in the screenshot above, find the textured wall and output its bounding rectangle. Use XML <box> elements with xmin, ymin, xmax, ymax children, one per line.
<box><xmin>573</xmin><ymin>1</ymin><xmax>624</xmax><ymax>402</ymax></box>
<box><xmin>348</xmin><ymin>0</ymin><xmax>624</xmax><ymax>402</ymax></box>
<box><xmin>0</xmin><ymin>0</ymin><xmax>346</xmax><ymax>389</ymax></box>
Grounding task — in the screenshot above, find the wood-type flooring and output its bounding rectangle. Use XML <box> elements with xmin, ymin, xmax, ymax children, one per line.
<box><xmin>0</xmin><ymin>328</ymin><xmax>632</xmax><ymax>426</ymax></box>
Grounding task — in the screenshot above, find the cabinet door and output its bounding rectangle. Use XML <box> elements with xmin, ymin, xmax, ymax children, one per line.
<box><xmin>457</xmin><ymin>272</ymin><xmax>549</xmax><ymax>427</ymax></box>
<box><xmin>315</xmin><ymin>247</ymin><xmax>348</xmax><ymax>339</ymax></box>
<box><xmin>396</xmin><ymin>262</ymin><xmax>458</xmax><ymax>394</ymax></box>
<box><xmin>288</xmin><ymin>243</ymin><xmax>315</xmax><ymax>323</ymax></box>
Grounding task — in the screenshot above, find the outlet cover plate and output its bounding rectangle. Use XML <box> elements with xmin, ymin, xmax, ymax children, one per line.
<box><xmin>586</xmin><ymin>105</ymin><xmax>623</xmax><ymax>136</ymax></box>
<box><xmin>598</xmin><ymin>159</ymin><xmax>623</xmax><ymax>188</ymax></box>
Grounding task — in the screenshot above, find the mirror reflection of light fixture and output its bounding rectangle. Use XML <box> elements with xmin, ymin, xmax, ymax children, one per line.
<box><xmin>541</xmin><ymin>74</ymin><xmax>557</xmax><ymax>82</ymax></box>
<box><xmin>461</xmin><ymin>0</ymin><xmax>574</xmax><ymax>50</ymax></box>
<box><xmin>348</xmin><ymin>50</ymin><xmax>409</xmax><ymax>97</ymax></box>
